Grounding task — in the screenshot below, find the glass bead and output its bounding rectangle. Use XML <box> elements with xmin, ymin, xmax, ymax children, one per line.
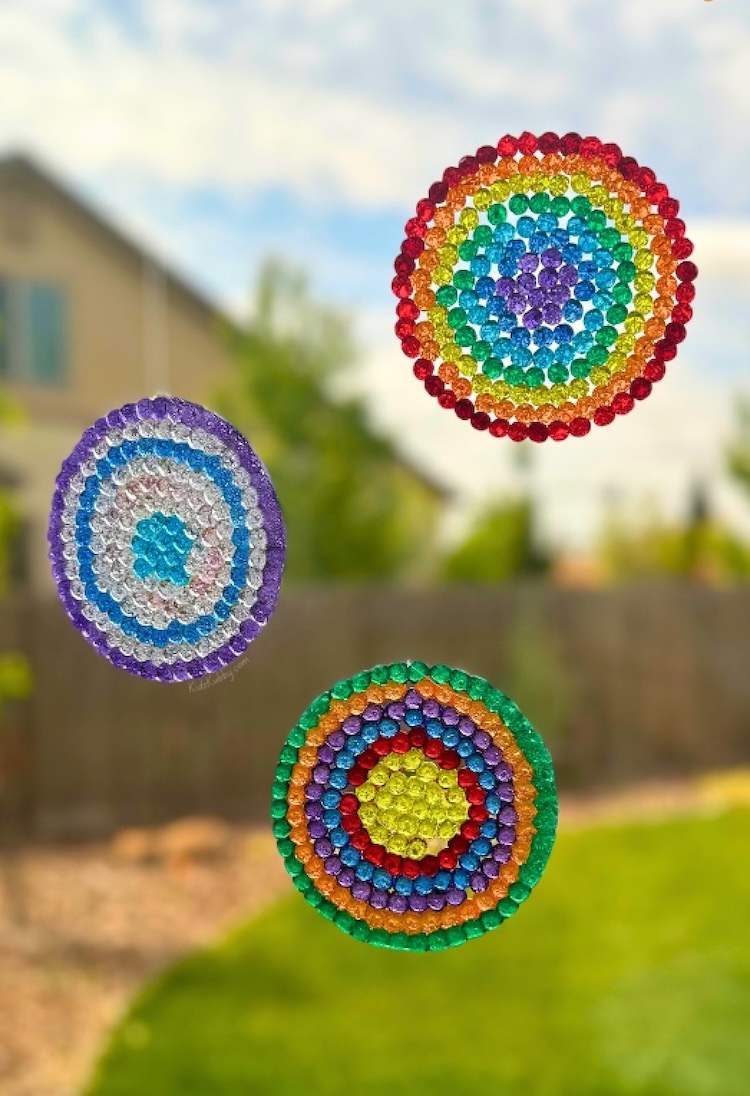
<box><xmin>489</xmin><ymin>180</ymin><xmax>511</xmax><ymax>202</ymax></box>
<box><xmin>633</xmin><ymin>270</ymin><xmax>655</xmax><ymax>292</ymax></box>
<box><xmin>529</xmin><ymin>192</ymin><xmax>550</xmax><ymax>214</ymax></box>
<box><xmin>595</xmin><ymin>269</ymin><xmax>617</xmax><ymax>291</ymax></box>
<box><xmin>474</xmin><ymin>224</ymin><xmax>493</xmax><ymax>247</ymax></box>
<box><xmin>583</xmin><ymin>309</ymin><xmax>604</xmax><ymax>332</ymax></box>
<box><xmin>548</xmin><ymin>363</ymin><xmax>569</xmax><ymax>384</ymax></box>
<box><xmin>439</xmin><ymin>244</ymin><xmax>459</xmax><ymax>267</ymax></box>
<box><xmin>571</xmin><ymin>194</ymin><xmax>592</xmax><ymax>216</ymax></box>
<box><xmin>508</xmin><ymin>193</ymin><xmax>529</xmax><ymax>215</ymax></box>
<box><xmin>447</xmin><ymin>307</ymin><xmax>467</xmax><ymax>330</ymax></box>
<box><xmin>436</xmin><ymin>285</ymin><xmax>458</xmax><ymax>307</ymax></box>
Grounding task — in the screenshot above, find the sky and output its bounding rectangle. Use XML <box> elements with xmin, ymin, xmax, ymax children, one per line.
<box><xmin>1</xmin><ymin>0</ymin><xmax>750</xmax><ymax>550</ymax></box>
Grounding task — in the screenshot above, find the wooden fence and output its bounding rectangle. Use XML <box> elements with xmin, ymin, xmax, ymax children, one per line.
<box><xmin>1</xmin><ymin>585</ymin><xmax>749</xmax><ymax>840</ymax></box>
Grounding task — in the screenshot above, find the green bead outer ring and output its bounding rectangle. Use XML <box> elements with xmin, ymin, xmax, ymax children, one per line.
<box><xmin>271</xmin><ymin>662</ymin><xmax>558</xmax><ymax>951</ymax></box>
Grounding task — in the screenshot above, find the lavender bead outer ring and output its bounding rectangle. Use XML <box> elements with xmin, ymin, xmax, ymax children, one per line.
<box><xmin>48</xmin><ymin>397</ymin><xmax>285</xmax><ymax>681</ymax></box>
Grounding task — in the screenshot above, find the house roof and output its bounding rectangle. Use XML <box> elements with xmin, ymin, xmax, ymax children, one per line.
<box><xmin>0</xmin><ymin>150</ymin><xmax>452</xmax><ymax>502</ymax></box>
<box><xmin>0</xmin><ymin>151</ymin><xmax>224</xmax><ymax>324</ymax></box>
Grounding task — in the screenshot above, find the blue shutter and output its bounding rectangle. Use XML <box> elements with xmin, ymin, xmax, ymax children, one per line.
<box><xmin>27</xmin><ymin>284</ymin><xmax>67</xmax><ymax>384</ymax></box>
<box><xmin>0</xmin><ymin>281</ymin><xmax>8</xmax><ymax>379</ymax></box>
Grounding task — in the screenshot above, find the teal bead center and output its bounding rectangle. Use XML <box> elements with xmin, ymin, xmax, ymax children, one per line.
<box><xmin>131</xmin><ymin>512</ymin><xmax>194</xmax><ymax>586</ymax></box>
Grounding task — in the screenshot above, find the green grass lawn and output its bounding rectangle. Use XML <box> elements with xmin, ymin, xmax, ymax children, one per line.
<box><xmin>86</xmin><ymin>810</ymin><xmax>750</xmax><ymax>1096</ymax></box>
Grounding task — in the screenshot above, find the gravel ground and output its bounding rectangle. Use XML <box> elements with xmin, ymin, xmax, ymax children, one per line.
<box><xmin>0</xmin><ymin>826</ymin><xmax>289</xmax><ymax>1096</ymax></box>
<box><xmin>0</xmin><ymin>778</ymin><xmax>735</xmax><ymax>1096</ymax></box>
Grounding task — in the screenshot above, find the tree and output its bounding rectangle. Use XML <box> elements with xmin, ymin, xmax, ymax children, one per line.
<box><xmin>0</xmin><ymin>392</ymin><xmax>32</xmax><ymax>924</ymax></box>
<box><xmin>216</xmin><ymin>260</ymin><xmax>443</xmax><ymax>582</ymax></box>
<box><xmin>440</xmin><ymin>498</ymin><xmax>548</xmax><ymax>583</ymax></box>
<box><xmin>503</xmin><ymin>608</ymin><xmax>574</xmax><ymax>753</ymax></box>
<box><xmin>0</xmin><ymin>487</ymin><xmax>18</xmax><ymax>591</ymax></box>
<box><xmin>599</xmin><ymin>485</ymin><xmax>750</xmax><ymax>582</ymax></box>
<box><xmin>728</xmin><ymin>399</ymin><xmax>750</xmax><ymax>496</ymax></box>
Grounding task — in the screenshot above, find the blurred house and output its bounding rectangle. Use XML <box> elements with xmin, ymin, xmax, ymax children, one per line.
<box><xmin>0</xmin><ymin>153</ymin><xmax>236</xmax><ymax>591</ymax></box>
<box><xmin>0</xmin><ymin>153</ymin><xmax>448</xmax><ymax>592</ymax></box>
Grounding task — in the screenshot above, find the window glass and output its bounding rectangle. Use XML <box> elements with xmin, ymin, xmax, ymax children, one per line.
<box><xmin>0</xmin><ymin>279</ymin><xmax>67</xmax><ymax>384</ymax></box>
<box><xmin>27</xmin><ymin>283</ymin><xmax>66</xmax><ymax>383</ymax></box>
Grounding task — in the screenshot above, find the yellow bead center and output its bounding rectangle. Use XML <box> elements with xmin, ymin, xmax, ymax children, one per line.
<box><xmin>355</xmin><ymin>748</ymin><xmax>469</xmax><ymax>859</ymax></box>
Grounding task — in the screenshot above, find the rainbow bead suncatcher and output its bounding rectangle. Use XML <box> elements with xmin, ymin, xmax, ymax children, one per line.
<box><xmin>272</xmin><ymin>662</ymin><xmax>557</xmax><ymax>951</ymax></box>
<box><xmin>48</xmin><ymin>397</ymin><xmax>285</xmax><ymax>681</ymax></box>
<box><xmin>393</xmin><ymin>131</ymin><xmax>697</xmax><ymax>441</ymax></box>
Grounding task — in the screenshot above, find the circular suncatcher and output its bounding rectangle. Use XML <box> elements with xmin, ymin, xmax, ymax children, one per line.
<box><xmin>272</xmin><ymin>662</ymin><xmax>557</xmax><ymax>950</ymax></box>
<box><xmin>48</xmin><ymin>397</ymin><xmax>285</xmax><ymax>681</ymax></box>
<box><xmin>393</xmin><ymin>131</ymin><xmax>697</xmax><ymax>441</ymax></box>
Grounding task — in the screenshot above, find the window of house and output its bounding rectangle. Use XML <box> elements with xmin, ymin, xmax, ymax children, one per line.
<box><xmin>0</xmin><ymin>278</ymin><xmax>67</xmax><ymax>385</ymax></box>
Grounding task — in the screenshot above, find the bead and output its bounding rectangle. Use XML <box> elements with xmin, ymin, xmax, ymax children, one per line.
<box><xmin>630</xmin><ymin>377</ymin><xmax>652</xmax><ymax>400</ymax></box>
<box><xmin>676</xmin><ymin>260</ymin><xmax>698</xmax><ymax>282</ymax></box>
<box><xmin>612</xmin><ymin>392</ymin><xmax>634</xmax><ymax>415</ymax></box>
<box><xmin>497</xmin><ymin>135</ymin><xmax>518</xmax><ymax>156</ymax></box>
<box><xmin>413</xmin><ymin>359</ymin><xmax>433</xmax><ymax>382</ymax></box>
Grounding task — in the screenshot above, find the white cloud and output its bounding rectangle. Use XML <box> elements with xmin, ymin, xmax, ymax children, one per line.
<box><xmin>692</xmin><ymin>221</ymin><xmax>750</xmax><ymax>281</ymax></box>
<box><xmin>0</xmin><ymin>0</ymin><xmax>749</xmax><ymax>214</ymax></box>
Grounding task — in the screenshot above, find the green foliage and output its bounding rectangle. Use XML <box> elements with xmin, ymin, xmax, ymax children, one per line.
<box><xmin>0</xmin><ymin>386</ymin><xmax>22</xmax><ymax>425</ymax></box>
<box><xmin>727</xmin><ymin>400</ymin><xmax>750</xmax><ymax>496</ymax></box>
<box><xmin>0</xmin><ymin>388</ymin><xmax>21</xmax><ymax>593</ymax></box>
<box><xmin>86</xmin><ymin>810</ymin><xmax>750</xmax><ymax>1096</ymax></box>
<box><xmin>599</xmin><ymin>402</ymin><xmax>750</xmax><ymax>582</ymax></box>
<box><xmin>440</xmin><ymin>498</ymin><xmax>548</xmax><ymax>583</ymax></box>
<box><xmin>0</xmin><ymin>653</ymin><xmax>32</xmax><ymax>712</ymax></box>
<box><xmin>601</xmin><ymin>513</ymin><xmax>750</xmax><ymax>582</ymax></box>
<box><xmin>0</xmin><ymin>487</ymin><xmax>18</xmax><ymax>592</ymax></box>
<box><xmin>0</xmin><ymin>387</ymin><xmax>32</xmax><ymax>726</ymax></box>
<box><xmin>503</xmin><ymin>610</ymin><xmax>574</xmax><ymax>748</ymax></box>
<box><xmin>216</xmin><ymin>260</ymin><xmax>441</xmax><ymax>582</ymax></box>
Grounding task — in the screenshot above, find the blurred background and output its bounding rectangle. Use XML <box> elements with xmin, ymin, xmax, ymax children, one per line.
<box><xmin>1</xmin><ymin>1</ymin><xmax>750</xmax><ymax>1094</ymax></box>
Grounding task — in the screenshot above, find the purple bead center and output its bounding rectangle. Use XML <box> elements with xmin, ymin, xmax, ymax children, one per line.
<box><xmin>495</xmin><ymin>249</ymin><xmax>571</xmax><ymax>329</ymax></box>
